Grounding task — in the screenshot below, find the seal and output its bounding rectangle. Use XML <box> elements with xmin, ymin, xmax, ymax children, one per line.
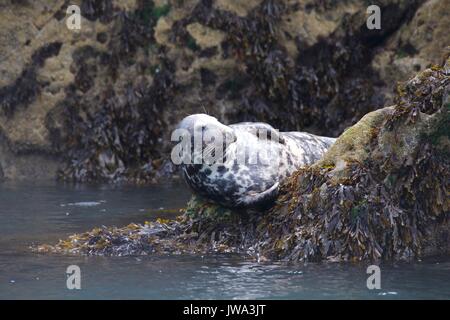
<box><xmin>173</xmin><ymin>114</ymin><xmax>335</xmax><ymax>208</ymax></box>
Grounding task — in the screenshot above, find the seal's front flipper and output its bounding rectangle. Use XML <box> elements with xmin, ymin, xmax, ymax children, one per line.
<box><xmin>235</xmin><ymin>182</ymin><xmax>279</xmax><ymax>208</ymax></box>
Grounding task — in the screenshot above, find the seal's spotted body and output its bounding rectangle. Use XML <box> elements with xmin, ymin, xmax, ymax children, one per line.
<box><xmin>176</xmin><ymin>114</ymin><xmax>335</xmax><ymax>208</ymax></box>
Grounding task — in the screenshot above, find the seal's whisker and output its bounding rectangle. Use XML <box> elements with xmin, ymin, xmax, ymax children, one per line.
<box><xmin>201</xmin><ymin>104</ymin><xmax>209</xmax><ymax>115</ymax></box>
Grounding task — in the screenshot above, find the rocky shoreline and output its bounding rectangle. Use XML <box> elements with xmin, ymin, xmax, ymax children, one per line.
<box><xmin>36</xmin><ymin>63</ymin><xmax>449</xmax><ymax>262</ymax></box>
<box><xmin>1</xmin><ymin>0</ymin><xmax>449</xmax><ymax>183</ymax></box>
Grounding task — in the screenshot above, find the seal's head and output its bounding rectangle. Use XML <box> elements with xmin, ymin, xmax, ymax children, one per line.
<box><xmin>176</xmin><ymin>114</ymin><xmax>236</xmax><ymax>164</ymax></box>
<box><xmin>177</xmin><ymin>114</ymin><xmax>234</xmax><ymax>138</ymax></box>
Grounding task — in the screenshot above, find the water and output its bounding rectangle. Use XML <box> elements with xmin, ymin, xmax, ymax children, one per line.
<box><xmin>0</xmin><ymin>181</ymin><xmax>449</xmax><ymax>299</ymax></box>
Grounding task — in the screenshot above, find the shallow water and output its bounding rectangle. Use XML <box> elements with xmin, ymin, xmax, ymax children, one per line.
<box><xmin>0</xmin><ymin>181</ymin><xmax>449</xmax><ymax>299</ymax></box>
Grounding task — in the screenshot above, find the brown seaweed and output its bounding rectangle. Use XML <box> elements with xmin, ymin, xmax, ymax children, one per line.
<box><xmin>37</xmin><ymin>64</ymin><xmax>449</xmax><ymax>262</ymax></box>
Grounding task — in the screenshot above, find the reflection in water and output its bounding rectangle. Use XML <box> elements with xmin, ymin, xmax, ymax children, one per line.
<box><xmin>0</xmin><ymin>181</ymin><xmax>449</xmax><ymax>299</ymax></box>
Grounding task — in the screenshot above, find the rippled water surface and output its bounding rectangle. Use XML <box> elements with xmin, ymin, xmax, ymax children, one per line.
<box><xmin>0</xmin><ymin>181</ymin><xmax>449</xmax><ymax>299</ymax></box>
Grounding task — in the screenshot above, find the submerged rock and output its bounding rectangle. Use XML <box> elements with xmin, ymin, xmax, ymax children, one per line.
<box><xmin>37</xmin><ymin>62</ymin><xmax>449</xmax><ymax>261</ymax></box>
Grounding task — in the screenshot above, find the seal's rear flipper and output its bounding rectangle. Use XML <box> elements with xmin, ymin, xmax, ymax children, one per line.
<box><xmin>235</xmin><ymin>182</ymin><xmax>279</xmax><ymax>208</ymax></box>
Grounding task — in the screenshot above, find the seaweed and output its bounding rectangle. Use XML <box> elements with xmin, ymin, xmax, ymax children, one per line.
<box><xmin>29</xmin><ymin>0</ymin><xmax>425</xmax><ymax>184</ymax></box>
<box><xmin>81</xmin><ymin>0</ymin><xmax>114</xmax><ymax>23</ymax></box>
<box><xmin>108</xmin><ymin>2</ymin><xmax>157</xmax><ymax>65</ymax></box>
<box><xmin>259</xmin><ymin>64</ymin><xmax>449</xmax><ymax>262</ymax></box>
<box><xmin>186</xmin><ymin>34</ymin><xmax>200</xmax><ymax>52</ymax></box>
<box><xmin>0</xmin><ymin>42</ymin><xmax>62</xmax><ymax>117</ymax></box>
<box><xmin>58</xmin><ymin>59</ymin><xmax>176</xmax><ymax>183</ymax></box>
<box><xmin>152</xmin><ymin>4</ymin><xmax>171</xmax><ymax>20</ymax></box>
<box><xmin>37</xmin><ymin>63</ymin><xmax>449</xmax><ymax>261</ymax></box>
<box><xmin>46</xmin><ymin>1</ymin><xmax>178</xmax><ymax>183</ymax></box>
<box><xmin>168</xmin><ymin>0</ymin><xmax>423</xmax><ymax>136</ymax></box>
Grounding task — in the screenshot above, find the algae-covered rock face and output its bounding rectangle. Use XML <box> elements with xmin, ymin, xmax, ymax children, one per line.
<box><xmin>1</xmin><ymin>0</ymin><xmax>447</xmax><ymax>182</ymax></box>
<box><xmin>261</xmin><ymin>62</ymin><xmax>449</xmax><ymax>262</ymax></box>
<box><xmin>38</xmin><ymin>63</ymin><xmax>449</xmax><ymax>262</ymax></box>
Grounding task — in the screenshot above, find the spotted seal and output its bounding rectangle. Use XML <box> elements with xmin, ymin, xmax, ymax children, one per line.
<box><xmin>172</xmin><ymin>114</ymin><xmax>335</xmax><ymax>208</ymax></box>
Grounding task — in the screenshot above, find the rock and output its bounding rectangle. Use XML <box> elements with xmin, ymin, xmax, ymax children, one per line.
<box><xmin>186</xmin><ymin>23</ymin><xmax>226</xmax><ymax>49</ymax></box>
<box><xmin>214</xmin><ymin>0</ymin><xmax>264</xmax><ymax>17</ymax></box>
<box><xmin>318</xmin><ymin>107</ymin><xmax>395</xmax><ymax>168</ymax></box>
<box><xmin>371</xmin><ymin>0</ymin><xmax>450</xmax><ymax>103</ymax></box>
<box><xmin>0</xmin><ymin>131</ymin><xmax>60</xmax><ymax>180</ymax></box>
<box><xmin>261</xmin><ymin>62</ymin><xmax>449</xmax><ymax>262</ymax></box>
<box><xmin>37</xmin><ymin>62</ymin><xmax>449</xmax><ymax>261</ymax></box>
<box><xmin>0</xmin><ymin>0</ymin><xmax>448</xmax><ymax>182</ymax></box>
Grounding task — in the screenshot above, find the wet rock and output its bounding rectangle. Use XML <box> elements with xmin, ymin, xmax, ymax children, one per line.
<box><xmin>186</xmin><ymin>23</ymin><xmax>226</xmax><ymax>50</ymax></box>
<box><xmin>214</xmin><ymin>0</ymin><xmax>264</xmax><ymax>17</ymax></box>
<box><xmin>260</xmin><ymin>61</ymin><xmax>450</xmax><ymax>262</ymax></box>
<box><xmin>37</xmin><ymin>62</ymin><xmax>449</xmax><ymax>261</ymax></box>
<box><xmin>0</xmin><ymin>0</ymin><xmax>447</xmax><ymax>182</ymax></box>
<box><xmin>371</xmin><ymin>0</ymin><xmax>450</xmax><ymax>103</ymax></box>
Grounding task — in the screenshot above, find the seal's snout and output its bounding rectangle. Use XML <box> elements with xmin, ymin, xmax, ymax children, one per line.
<box><xmin>177</xmin><ymin>114</ymin><xmax>222</xmax><ymax>131</ymax></box>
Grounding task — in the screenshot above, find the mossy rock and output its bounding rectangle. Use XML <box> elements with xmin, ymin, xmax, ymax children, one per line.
<box><xmin>36</xmin><ymin>64</ymin><xmax>449</xmax><ymax>262</ymax></box>
<box><xmin>317</xmin><ymin>106</ymin><xmax>394</xmax><ymax>168</ymax></box>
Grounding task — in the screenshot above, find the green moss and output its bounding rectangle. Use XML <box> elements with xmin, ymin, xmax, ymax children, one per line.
<box><xmin>139</xmin><ymin>1</ymin><xmax>155</xmax><ymax>24</ymax></box>
<box><xmin>186</xmin><ymin>35</ymin><xmax>200</xmax><ymax>52</ymax></box>
<box><xmin>185</xmin><ymin>196</ymin><xmax>235</xmax><ymax>221</ymax></box>
<box><xmin>350</xmin><ymin>200</ymin><xmax>368</xmax><ymax>222</ymax></box>
<box><xmin>144</xmin><ymin>42</ymin><xmax>159</xmax><ymax>56</ymax></box>
<box><xmin>431</xmin><ymin>103</ymin><xmax>450</xmax><ymax>142</ymax></box>
<box><xmin>383</xmin><ymin>174</ymin><xmax>397</xmax><ymax>189</ymax></box>
<box><xmin>137</xmin><ymin>2</ymin><xmax>170</xmax><ymax>24</ymax></box>
<box><xmin>152</xmin><ymin>4</ymin><xmax>171</xmax><ymax>19</ymax></box>
<box><xmin>224</xmin><ymin>79</ymin><xmax>241</xmax><ymax>94</ymax></box>
<box><xmin>396</xmin><ymin>50</ymin><xmax>408</xmax><ymax>59</ymax></box>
